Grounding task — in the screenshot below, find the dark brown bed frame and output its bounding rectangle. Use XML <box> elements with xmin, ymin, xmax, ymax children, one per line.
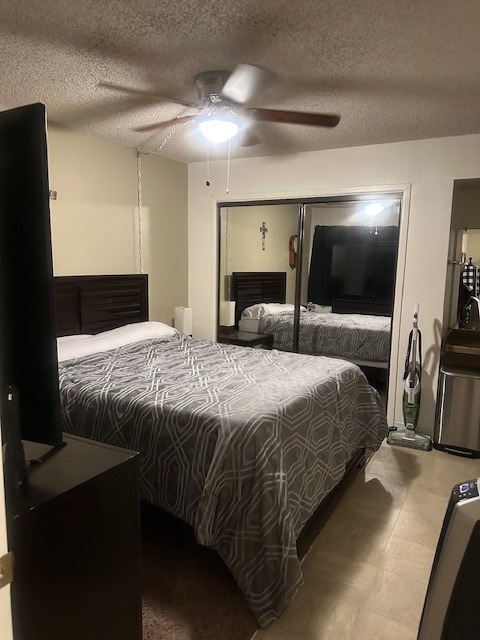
<box><xmin>54</xmin><ymin>274</ymin><xmax>148</xmax><ymax>337</ymax></box>
<box><xmin>230</xmin><ymin>271</ymin><xmax>286</xmax><ymax>327</ymax></box>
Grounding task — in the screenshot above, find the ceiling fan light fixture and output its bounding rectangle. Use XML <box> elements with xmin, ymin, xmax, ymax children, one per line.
<box><xmin>365</xmin><ymin>202</ymin><xmax>385</xmax><ymax>215</ymax></box>
<box><xmin>197</xmin><ymin>115</ymin><xmax>242</xmax><ymax>144</ymax></box>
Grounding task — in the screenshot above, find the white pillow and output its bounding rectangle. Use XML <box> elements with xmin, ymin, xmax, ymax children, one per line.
<box><xmin>313</xmin><ymin>305</ymin><xmax>333</xmax><ymax>314</ymax></box>
<box><xmin>58</xmin><ymin>321</ymin><xmax>178</xmax><ymax>363</ymax></box>
<box><xmin>241</xmin><ymin>303</ymin><xmax>306</xmax><ymax>319</ymax></box>
<box><xmin>93</xmin><ymin>321</ymin><xmax>177</xmax><ymax>343</ymax></box>
<box><xmin>57</xmin><ymin>334</ymin><xmax>93</xmax><ymax>343</ymax></box>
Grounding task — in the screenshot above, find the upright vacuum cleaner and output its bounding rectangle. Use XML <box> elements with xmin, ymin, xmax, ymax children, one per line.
<box><xmin>387</xmin><ymin>304</ymin><xmax>432</xmax><ymax>451</ymax></box>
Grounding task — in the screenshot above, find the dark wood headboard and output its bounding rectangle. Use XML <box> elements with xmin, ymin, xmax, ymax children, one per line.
<box><xmin>54</xmin><ymin>274</ymin><xmax>149</xmax><ymax>337</ymax></box>
<box><xmin>230</xmin><ymin>272</ymin><xmax>286</xmax><ymax>326</ymax></box>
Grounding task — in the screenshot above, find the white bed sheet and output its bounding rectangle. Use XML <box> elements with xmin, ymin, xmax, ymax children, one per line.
<box><xmin>238</xmin><ymin>317</ymin><xmax>261</xmax><ymax>333</ymax></box>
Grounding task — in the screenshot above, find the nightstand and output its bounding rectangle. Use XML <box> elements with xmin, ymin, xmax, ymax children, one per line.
<box><xmin>218</xmin><ymin>330</ymin><xmax>274</xmax><ymax>349</ymax></box>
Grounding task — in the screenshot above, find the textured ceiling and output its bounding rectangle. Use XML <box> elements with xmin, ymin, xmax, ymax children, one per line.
<box><xmin>1</xmin><ymin>0</ymin><xmax>480</xmax><ymax>162</ymax></box>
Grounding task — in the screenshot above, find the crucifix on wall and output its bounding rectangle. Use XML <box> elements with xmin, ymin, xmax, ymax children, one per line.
<box><xmin>259</xmin><ymin>221</ymin><xmax>268</xmax><ymax>250</ymax></box>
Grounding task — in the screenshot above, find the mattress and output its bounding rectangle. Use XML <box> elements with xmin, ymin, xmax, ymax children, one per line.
<box><xmin>58</xmin><ymin>333</ymin><xmax>387</xmax><ymax>627</ymax></box>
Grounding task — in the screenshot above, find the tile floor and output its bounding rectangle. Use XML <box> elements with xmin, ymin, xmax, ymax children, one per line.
<box><xmin>253</xmin><ymin>441</ymin><xmax>480</xmax><ymax>640</ymax></box>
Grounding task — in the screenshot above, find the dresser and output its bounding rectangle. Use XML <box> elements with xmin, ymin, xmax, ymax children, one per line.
<box><xmin>6</xmin><ymin>434</ymin><xmax>141</xmax><ymax>640</ymax></box>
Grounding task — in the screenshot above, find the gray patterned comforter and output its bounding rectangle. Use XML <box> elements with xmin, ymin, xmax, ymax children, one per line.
<box><xmin>258</xmin><ymin>311</ymin><xmax>391</xmax><ymax>362</ymax></box>
<box><xmin>58</xmin><ymin>334</ymin><xmax>387</xmax><ymax>627</ymax></box>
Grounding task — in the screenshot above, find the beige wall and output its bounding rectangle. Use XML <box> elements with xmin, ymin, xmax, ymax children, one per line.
<box><xmin>138</xmin><ymin>152</ymin><xmax>189</xmax><ymax>325</ymax></box>
<box><xmin>223</xmin><ymin>204</ymin><xmax>298</xmax><ymax>304</ymax></box>
<box><xmin>451</xmin><ymin>187</ymin><xmax>480</xmax><ymax>229</ymax></box>
<box><xmin>47</xmin><ymin>126</ymin><xmax>188</xmax><ymax>325</ymax></box>
<box><xmin>188</xmin><ymin>133</ymin><xmax>480</xmax><ymax>435</ymax></box>
<box><xmin>466</xmin><ymin>232</ymin><xmax>480</xmax><ymax>263</ymax></box>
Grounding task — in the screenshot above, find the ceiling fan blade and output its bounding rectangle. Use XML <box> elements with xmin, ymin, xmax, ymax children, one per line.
<box><xmin>220</xmin><ymin>64</ymin><xmax>272</xmax><ymax>105</ymax></box>
<box><xmin>98</xmin><ymin>82</ymin><xmax>195</xmax><ymax>108</ymax></box>
<box><xmin>240</xmin><ymin>129</ymin><xmax>262</xmax><ymax>147</ymax></box>
<box><xmin>133</xmin><ymin>115</ymin><xmax>197</xmax><ymax>133</ymax></box>
<box><xmin>247</xmin><ymin>108</ymin><xmax>340</xmax><ymax>128</ymax></box>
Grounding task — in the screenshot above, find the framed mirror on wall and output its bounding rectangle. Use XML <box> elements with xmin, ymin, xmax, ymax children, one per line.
<box><xmin>217</xmin><ymin>194</ymin><xmax>402</xmax><ymax>396</ymax></box>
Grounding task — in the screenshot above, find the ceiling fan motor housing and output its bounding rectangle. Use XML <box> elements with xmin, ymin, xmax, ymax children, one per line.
<box><xmin>194</xmin><ymin>70</ymin><xmax>230</xmax><ymax>102</ymax></box>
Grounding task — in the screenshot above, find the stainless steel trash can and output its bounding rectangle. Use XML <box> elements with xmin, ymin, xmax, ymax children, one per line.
<box><xmin>434</xmin><ymin>367</ymin><xmax>480</xmax><ymax>457</ymax></box>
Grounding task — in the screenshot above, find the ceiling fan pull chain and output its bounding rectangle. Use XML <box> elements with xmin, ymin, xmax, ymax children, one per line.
<box><xmin>226</xmin><ymin>139</ymin><xmax>231</xmax><ymax>194</ymax></box>
<box><xmin>205</xmin><ymin>145</ymin><xmax>211</xmax><ymax>186</ymax></box>
<box><xmin>152</xmin><ymin>122</ymin><xmax>177</xmax><ymax>154</ymax></box>
<box><xmin>138</xmin><ymin>123</ymin><xmax>177</xmax><ymax>157</ymax></box>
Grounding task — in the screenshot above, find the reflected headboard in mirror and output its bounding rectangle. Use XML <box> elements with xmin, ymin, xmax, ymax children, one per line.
<box><xmin>54</xmin><ymin>274</ymin><xmax>149</xmax><ymax>337</ymax></box>
<box><xmin>230</xmin><ymin>272</ymin><xmax>286</xmax><ymax>327</ymax></box>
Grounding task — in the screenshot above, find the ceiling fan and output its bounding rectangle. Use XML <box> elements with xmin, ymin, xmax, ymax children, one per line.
<box><xmin>100</xmin><ymin>64</ymin><xmax>340</xmax><ymax>146</ymax></box>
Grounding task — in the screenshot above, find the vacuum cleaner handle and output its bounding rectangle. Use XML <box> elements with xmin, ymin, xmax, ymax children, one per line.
<box><xmin>403</xmin><ymin>331</ymin><xmax>413</xmax><ymax>380</ymax></box>
<box><xmin>404</xmin><ymin>305</ymin><xmax>422</xmax><ymax>379</ymax></box>
<box><xmin>413</xmin><ymin>303</ymin><xmax>419</xmax><ymax>328</ymax></box>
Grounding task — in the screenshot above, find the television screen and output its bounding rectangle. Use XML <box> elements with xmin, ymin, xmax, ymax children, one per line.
<box><xmin>0</xmin><ymin>103</ymin><xmax>63</xmax><ymax>446</ymax></box>
<box><xmin>307</xmin><ymin>225</ymin><xmax>399</xmax><ymax>306</ymax></box>
<box><xmin>330</xmin><ymin>241</ymin><xmax>397</xmax><ymax>300</ymax></box>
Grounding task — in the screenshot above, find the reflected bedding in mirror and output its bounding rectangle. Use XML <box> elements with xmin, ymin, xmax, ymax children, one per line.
<box><xmin>257</xmin><ymin>310</ymin><xmax>391</xmax><ymax>364</ymax></box>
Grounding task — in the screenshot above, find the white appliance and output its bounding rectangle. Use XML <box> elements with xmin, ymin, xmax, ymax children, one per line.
<box><xmin>417</xmin><ymin>478</ymin><xmax>480</xmax><ymax>639</ymax></box>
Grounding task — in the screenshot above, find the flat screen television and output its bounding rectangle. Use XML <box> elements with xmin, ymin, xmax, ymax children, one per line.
<box><xmin>307</xmin><ymin>225</ymin><xmax>399</xmax><ymax>306</ymax></box>
<box><xmin>0</xmin><ymin>103</ymin><xmax>63</xmax><ymax>448</ymax></box>
<box><xmin>330</xmin><ymin>240</ymin><xmax>397</xmax><ymax>300</ymax></box>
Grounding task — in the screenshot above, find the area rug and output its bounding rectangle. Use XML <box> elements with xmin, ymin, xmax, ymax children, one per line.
<box><xmin>141</xmin><ymin>505</ymin><xmax>257</xmax><ymax>640</ymax></box>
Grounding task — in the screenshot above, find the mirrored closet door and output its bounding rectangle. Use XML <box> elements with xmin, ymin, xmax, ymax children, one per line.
<box><xmin>217</xmin><ymin>195</ymin><xmax>401</xmax><ymax>392</ymax></box>
<box><xmin>218</xmin><ymin>203</ymin><xmax>299</xmax><ymax>351</ymax></box>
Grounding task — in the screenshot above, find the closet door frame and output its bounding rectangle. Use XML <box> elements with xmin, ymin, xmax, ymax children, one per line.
<box><xmin>292</xmin><ymin>203</ymin><xmax>307</xmax><ymax>352</ymax></box>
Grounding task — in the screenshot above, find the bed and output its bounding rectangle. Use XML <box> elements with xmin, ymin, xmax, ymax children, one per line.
<box><xmin>54</xmin><ymin>275</ymin><xmax>388</xmax><ymax>628</ymax></box>
<box><xmin>232</xmin><ymin>271</ymin><xmax>392</xmax><ymax>368</ymax></box>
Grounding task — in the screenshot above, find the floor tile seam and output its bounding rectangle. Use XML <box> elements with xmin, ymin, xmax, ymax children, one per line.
<box><xmin>394</xmin><ymin>506</ymin><xmax>447</xmax><ymax>532</ymax></box>
<box><xmin>339</xmin><ymin>502</ymin><xmax>406</xmax><ymax>524</ymax></box>
<box><xmin>300</xmin><ymin>568</ymin><xmax>380</xmax><ymax>606</ymax></box>
<box><xmin>359</xmin><ymin>594</ymin><xmax>424</xmax><ymax>634</ymax></box>
<box><xmin>294</xmin><ymin>594</ymin><xmax>367</xmax><ymax>640</ymax></box>
<box><xmin>324</xmin><ymin>502</ymin><xmax>403</xmax><ymax>525</ymax></box>
<box><xmin>397</xmin><ymin>502</ymin><xmax>448</xmax><ymax>519</ymax></box>
<box><xmin>373</xmin><ymin>559</ymin><xmax>432</xmax><ymax>589</ymax></box>
<box><xmin>348</xmin><ymin>608</ymin><xmax>420</xmax><ymax>639</ymax></box>
<box><xmin>366</xmin><ymin>566</ymin><xmax>431</xmax><ymax>594</ymax></box>
<box><xmin>383</xmin><ymin>533</ymin><xmax>438</xmax><ymax>559</ymax></box>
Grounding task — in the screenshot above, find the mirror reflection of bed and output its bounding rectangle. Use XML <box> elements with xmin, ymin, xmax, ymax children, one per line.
<box><xmin>218</xmin><ymin>199</ymin><xmax>401</xmax><ymax>393</ymax></box>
